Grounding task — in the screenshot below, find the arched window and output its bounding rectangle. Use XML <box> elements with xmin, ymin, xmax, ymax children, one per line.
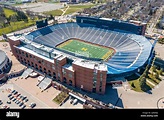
<box><xmin>53</xmin><ymin>72</ymin><xmax>56</xmax><ymax>79</ymax></box>
<box><xmin>63</xmin><ymin>77</ymin><xmax>67</xmax><ymax>83</ymax></box>
<box><xmin>69</xmin><ymin>80</ymin><xmax>72</xmax><ymax>86</ymax></box>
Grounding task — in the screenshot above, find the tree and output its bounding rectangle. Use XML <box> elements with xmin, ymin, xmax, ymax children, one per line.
<box><xmin>158</xmin><ymin>38</ymin><xmax>164</xmax><ymax>44</ymax></box>
<box><xmin>49</xmin><ymin>14</ymin><xmax>54</xmax><ymax>20</ymax></box>
<box><xmin>16</xmin><ymin>10</ymin><xmax>28</xmax><ymax>21</ymax></box>
<box><xmin>9</xmin><ymin>15</ymin><xmax>18</xmax><ymax>24</ymax></box>
<box><xmin>159</xmin><ymin>68</ymin><xmax>163</xmax><ymax>76</ymax></box>
<box><xmin>131</xmin><ymin>82</ymin><xmax>135</xmax><ymax>88</ymax></box>
<box><xmin>154</xmin><ymin>72</ymin><xmax>159</xmax><ymax>79</ymax></box>
<box><xmin>152</xmin><ymin>65</ymin><xmax>156</xmax><ymax>72</ymax></box>
<box><xmin>140</xmin><ymin>77</ymin><xmax>147</xmax><ymax>91</ymax></box>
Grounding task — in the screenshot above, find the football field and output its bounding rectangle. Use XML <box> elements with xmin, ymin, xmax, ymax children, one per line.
<box><xmin>57</xmin><ymin>39</ymin><xmax>115</xmax><ymax>60</ymax></box>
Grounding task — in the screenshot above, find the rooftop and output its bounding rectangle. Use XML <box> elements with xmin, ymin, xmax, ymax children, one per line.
<box><xmin>73</xmin><ymin>60</ymin><xmax>107</xmax><ymax>71</ymax></box>
<box><xmin>8</xmin><ymin>36</ymin><xmax>20</xmax><ymax>41</ymax></box>
<box><xmin>99</xmin><ymin>18</ymin><xmax>113</xmax><ymax>21</ymax></box>
<box><xmin>62</xmin><ymin>64</ymin><xmax>74</xmax><ymax>72</ymax></box>
<box><xmin>16</xmin><ymin>46</ymin><xmax>54</xmax><ymax>63</ymax></box>
<box><xmin>56</xmin><ymin>55</ymin><xmax>66</xmax><ymax>61</ymax></box>
<box><xmin>0</xmin><ymin>50</ymin><xmax>7</xmax><ymax>66</ymax></box>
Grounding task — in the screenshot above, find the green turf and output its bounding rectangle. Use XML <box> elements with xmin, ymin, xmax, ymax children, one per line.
<box><xmin>64</xmin><ymin>4</ymin><xmax>96</xmax><ymax>15</ymax></box>
<box><xmin>57</xmin><ymin>39</ymin><xmax>114</xmax><ymax>60</ymax></box>
<box><xmin>43</xmin><ymin>9</ymin><xmax>63</xmax><ymax>16</ymax></box>
<box><xmin>3</xmin><ymin>8</ymin><xmax>17</xmax><ymax>18</ymax></box>
<box><xmin>0</xmin><ymin>18</ymin><xmax>38</xmax><ymax>36</ymax></box>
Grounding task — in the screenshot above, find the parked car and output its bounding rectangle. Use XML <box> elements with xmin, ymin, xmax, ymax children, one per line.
<box><xmin>8</xmin><ymin>94</ymin><xmax>12</xmax><ymax>97</ymax></box>
<box><xmin>9</xmin><ymin>96</ymin><xmax>14</xmax><ymax>100</ymax></box>
<box><xmin>12</xmin><ymin>98</ymin><xmax>16</xmax><ymax>102</ymax></box>
<box><xmin>23</xmin><ymin>98</ymin><xmax>28</xmax><ymax>102</ymax></box>
<box><xmin>22</xmin><ymin>96</ymin><xmax>27</xmax><ymax>100</ymax></box>
<box><xmin>19</xmin><ymin>102</ymin><xmax>24</xmax><ymax>107</ymax></box>
<box><xmin>19</xmin><ymin>95</ymin><xmax>23</xmax><ymax>100</ymax></box>
<box><xmin>11</xmin><ymin>90</ymin><xmax>16</xmax><ymax>93</ymax></box>
<box><xmin>72</xmin><ymin>99</ymin><xmax>78</xmax><ymax>105</ymax></box>
<box><xmin>13</xmin><ymin>91</ymin><xmax>18</xmax><ymax>95</ymax></box>
<box><xmin>7</xmin><ymin>101</ymin><xmax>11</xmax><ymax>104</ymax></box>
<box><xmin>70</xmin><ymin>99</ymin><xmax>74</xmax><ymax>104</ymax></box>
<box><xmin>21</xmin><ymin>105</ymin><xmax>26</xmax><ymax>109</ymax></box>
<box><xmin>29</xmin><ymin>103</ymin><xmax>36</xmax><ymax>108</ymax></box>
<box><xmin>16</xmin><ymin>93</ymin><xmax>21</xmax><ymax>97</ymax></box>
<box><xmin>17</xmin><ymin>100</ymin><xmax>21</xmax><ymax>105</ymax></box>
<box><xmin>17</xmin><ymin>95</ymin><xmax>21</xmax><ymax>99</ymax></box>
<box><xmin>15</xmin><ymin>100</ymin><xmax>19</xmax><ymax>104</ymax></box>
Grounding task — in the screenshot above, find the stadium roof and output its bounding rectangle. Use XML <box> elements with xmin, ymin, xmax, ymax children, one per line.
<box><xmin>0</xmin><ymin>50</ymin><xmax>6</xmax><ymax>66</ymax></box>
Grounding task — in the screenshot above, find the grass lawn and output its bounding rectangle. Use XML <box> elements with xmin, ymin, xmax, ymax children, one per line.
<box><xmin>127</xmin><ymin>65</ymin><xmax>162</xmax><ymax>92</ymax></box>
<box><xmin>128</xmin><ymin>79</ymin><xmax>152</xmax><ymax>92</ymax></box>
<box><xmin>57</xmin><ymin>39</ymin><xmax>114</xmax><ymax>60</ymax></box>
<box><xmin>126</xmin><ymin>57</ymin><xmax>163</xmax><ymax>92</ymax></box>
<box><xmin>69</xmin><ymin>4</ymin><xmax>96</xmax><ymax>9</ymax></box>
<box><xmin>43</xmin><ymin>9</ymin><xmax>63</xmax><ymax>16</ymax></box>
<box><xmin>53</xmin><ymin>92</ymin><xmax>69</xmax><ymax>105</ymax></box>
<box><xmin>3</xmin><ymin>8</ymin><xmax>17</xmax><ymax>18</ymax></box>
<box><xmin>64</xmin><ymin>4</ymin><xmax>95</xmax><ymax>15</ymax></box>
<box><xmin>0</xmin><ymin>19</ymin><xmax>37</xmax><ymax>36</ymax></box>
<box><xmin>43</xmin><ymin>4</ymin><xmax>96</xmax><ymax>16</ymax></box>
<box><xmin>126</xmin><ymin>73</ymin><xmax>152</xmax><ymax>92</ymax></box>
<box><xmin>128</xmin><ymin>79</ymin><xmax>143</xmax><ymax>92</ymax></box>
<box><xmin>64</xmin><ymin>8</ymin><xmax>81</xmax><ymax>15</ymax></box>
<box><xmin>0</xmin><ymin>39</ymin><xmax>6</xmax><ymax>42</ymax></box>
<box><xmin>0</xmin><ymin>8</ymin><xmax>39</xmax><ymax>36</ymax></box>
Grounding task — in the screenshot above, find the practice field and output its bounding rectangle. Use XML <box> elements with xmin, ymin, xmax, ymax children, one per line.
<box><xmin>56</xmin><ymin>39</ymin><xmax>115</xmax><ymax>60</ymax></box>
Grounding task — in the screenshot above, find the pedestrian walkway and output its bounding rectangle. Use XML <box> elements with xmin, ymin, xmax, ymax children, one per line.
<box><xmin>116</xmin><ymin>79</ymin><xmax>164</xmax><ymax>108</ymax></box>
<box><xmin>61</xmin><ymin>5</ymin><xmax>69</xmax><ymax>16</ymax></box>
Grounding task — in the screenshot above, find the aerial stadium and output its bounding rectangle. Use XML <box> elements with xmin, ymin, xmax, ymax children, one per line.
<box><xmin>8</xmin><ymin>16</ymin><xmax>154</xmax><ymax>94</ymax></box>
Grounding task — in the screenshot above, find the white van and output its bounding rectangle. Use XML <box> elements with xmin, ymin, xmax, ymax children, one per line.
<box><xmin>73</xmin><ymin>99</ymin><xmax>78</xmax><ymax>105</ymax></box>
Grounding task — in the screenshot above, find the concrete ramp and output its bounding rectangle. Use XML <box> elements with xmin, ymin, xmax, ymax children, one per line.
<box><xmin>21</xmin><ymin>68</ymin><xmax>33</xmax><ymax>79</ymax></box>
<box><xmin>38</xmin><ymin>77</ymin><xmax>52</xmax><ymax>90</ymax></box>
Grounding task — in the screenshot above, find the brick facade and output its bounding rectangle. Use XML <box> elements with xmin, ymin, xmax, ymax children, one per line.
<box><xmin>8</xmin><ymin>38</ymin><xmax>107</xmax><ymax>94</ymax></box>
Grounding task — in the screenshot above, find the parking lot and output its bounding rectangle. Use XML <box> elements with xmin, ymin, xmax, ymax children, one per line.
<box><xmin>0</xmin><ymin>87</ymin><xmax>36</xmax><ymax>109</ymax></box>
<box><xmin>0</xmin><ymin>75</ymin><xmax>86</xmax><ymax>109</ymax></box>
<box><xmin>15</xmin><ymin>2</ymin><xmax>64</xmax><ymax>13</ymax></box>
<box><xmin>0</xmin><ymin>82</ymin><xmax>49</xmax><ymax>109</ymax></box>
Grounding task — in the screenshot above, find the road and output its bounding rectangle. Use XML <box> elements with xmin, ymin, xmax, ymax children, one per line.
<box><xmin>146</xmin><ymin>5</ymin><xmax>164</xmax><ymax>35</ymax></box>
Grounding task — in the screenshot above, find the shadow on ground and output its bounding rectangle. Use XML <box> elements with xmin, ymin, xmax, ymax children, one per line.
<box><xmin>77</xmin><ymin>85</ymin><xmax>124</xmax><ymax>108</ymax></box>
<box><xmin>60</xmin><ymin>82</ymin><xmax>124</xmax><ymax>108</ymax></box>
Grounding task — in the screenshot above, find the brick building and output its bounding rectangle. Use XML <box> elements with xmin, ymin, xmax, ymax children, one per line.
<box><xmin>8</xmin><ymin>36</ymin><xmax>107</xmax><ymax>94</ymax></box>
